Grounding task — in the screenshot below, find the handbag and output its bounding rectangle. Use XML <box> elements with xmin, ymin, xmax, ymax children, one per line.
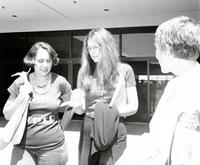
<box><xmin>0</xmin><ymin>70</ymin><xmax>31</xmax><ymax>150</ymax></box>
<box><xmin>0</xmin><ymin>95</ymin><xmax>30</xmax><ymax>150</ymax></box>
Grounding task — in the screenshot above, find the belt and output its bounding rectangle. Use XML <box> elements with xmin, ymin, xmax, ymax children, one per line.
<box><xmin>27</xmin><ymin>115</ymin><xmax>57</xmax><ymax>124</ymax></box>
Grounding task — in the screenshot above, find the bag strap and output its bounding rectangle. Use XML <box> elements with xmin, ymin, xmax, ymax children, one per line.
<box><xmin>166</xmin><ymin>112</ymin><xmax>185</xmax><ymax>165</ymax></box>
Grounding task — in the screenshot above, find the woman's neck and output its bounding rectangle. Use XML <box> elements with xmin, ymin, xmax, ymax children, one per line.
<box><xmin>32</xmin><ymin>72</ymin><xmax>52</xmax><ymax>94</ymax></box>
<box><xmin>33</xmin><ymin>72</ymin><xmax>51</xmax><ymax>81</ymax></box>
<box><xmin>32</xmin><ymin>72</ymin><xmax>51</xmax><ymax>88</ymax></box>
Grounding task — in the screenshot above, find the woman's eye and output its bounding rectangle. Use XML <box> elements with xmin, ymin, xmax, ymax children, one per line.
<box><xmin>47</xmin><ymin>59</ymin><xmax>52</xmax><ymax>63</ymax></box>
<box><xmin>37</xmin><ymin>59</ymin><xmax>44</xmax><ymax>63</ymax></box>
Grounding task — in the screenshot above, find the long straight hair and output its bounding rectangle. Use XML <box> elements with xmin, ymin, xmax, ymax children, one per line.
<box><xmin>78</xmin><ymin>28</ymin><xmax>120</xmax><ymax>90</ymax></box>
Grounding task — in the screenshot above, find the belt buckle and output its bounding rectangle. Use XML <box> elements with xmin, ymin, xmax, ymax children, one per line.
<box><xmin>47</xmin><ymin>115</ymin><xmax>55</xmax><ymax>121</ymax></box>
<box><xmin>28</xmin><ymin>116</ymin><xmax>41</xmax><ymax>124</ymax></box>
<box><xmin>28</xmin><ymin>115</ymin><xmax>56</xmax><ymax>124</ymax></box>
<box><xmin>50</xmin><ymin>115</ymin><xmax>55</xmax><ymax>120</ymax></box>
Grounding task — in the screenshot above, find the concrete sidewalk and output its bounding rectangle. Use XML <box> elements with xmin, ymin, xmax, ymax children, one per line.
<box><xmin>0</xmin><ymin>119</ymin><xmax>149</xmax><ymax>165</ymax></box>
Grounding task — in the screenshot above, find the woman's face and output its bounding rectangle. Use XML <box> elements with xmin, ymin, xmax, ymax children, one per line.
<box><xmin>87</xmin><ymin>38</ymin><xmax>101</xmax><ymax>63</ymax></box>
<box><xmin>33</xmin><ymin>48</ymin><xmax>52</xmax><ymax>76</ymax></box>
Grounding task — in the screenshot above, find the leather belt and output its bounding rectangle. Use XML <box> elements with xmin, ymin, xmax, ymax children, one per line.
<box><xmin>27</xmin><ymin>115</ymin><xmax>57</xmax><ymax>124</ymax></box>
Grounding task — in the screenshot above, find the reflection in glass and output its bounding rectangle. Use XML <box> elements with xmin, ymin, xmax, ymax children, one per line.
<box><xmin>72</xmin><ymin>35</ymin><xmax>85</xmax><ymax>58</ymax></box>
<box><xmin>122</xmin><ymin>33</ymin><xmax>155</xmax><ymax>58</ymax></box>
<box><xmin>149</xmin><ymin>62</ymin><xmax>174</xmax><ymax>118</ymax></box>
<box><xmin>122</xmin><ymin>60</ymin><xmax>148</xmax><ymax>122</ymax></box>
<box><xmin>51</xmin><ymin>63</ymin><xmax>69</xmax><ymax>80</ymax></box>
<box><xmin>112</xmin><ymin>34</ymin><xmax>120</xmax><ymax>53</ymax></box>
<box><xmin>72</xmin><ymin>63</ymin><xmax>81</xmax><ymax>89</ymax></box>
<box><xmin>72</xmin><ymin>30</ymin><xmax>89</xmax><ymax>58</ymax></box>
<box><xmin>72</xmin><ymin>30</ymin><xmax>119</xmax><ymax>58</ymax></box>
<box><xmin>27</xmin><ymin>32</ymin><xmax>70</xmax><ymax>58</ymax></box>
<box><xmin>1</xmin><ymin>64</ymin><xmax>23</xmax><ymax>114</ymax></box>
<box><xmin>2</xmin><ymin>33</ymin><xmax>27</xmax><ymax>60</ymax></box>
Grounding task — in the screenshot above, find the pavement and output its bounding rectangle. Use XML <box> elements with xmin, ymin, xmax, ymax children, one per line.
<box><xmin>0</xmin><ymin>120</ymin><xmax>149</xmax><ymax>165</ymax></box>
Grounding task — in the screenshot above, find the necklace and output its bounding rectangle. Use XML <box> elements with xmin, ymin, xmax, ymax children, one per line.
<box><xmin>33</xmin><ymin>73</ymin><xmax>51</xmax><ymax>95</ymax></box>
<box><xmin>35</xmin><ymin>81</ymin><xmax>49</xmax><ymax>88</ymax></box>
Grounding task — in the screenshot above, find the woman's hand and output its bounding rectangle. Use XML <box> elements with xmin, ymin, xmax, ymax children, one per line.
<box><xmin>60</xmin><ymin>88</ymin><xmax>85</xmax><ymax>114</ymax></box>
<box><xmin>70</xmin><ymin>88</ymin><xmax>85</xmax><ymax>115</ymax></box>
<box><xmin>179</xmin><ymin>111</ymin><xmax>200</xmax><ymax>130</ymax></box>
<box><xmin>12</xmin><ymin>69</ymin><xmax>33</xmax><ymax>96</ymax></box>
<box><xmin>70</xmin><ymin>88</ymin><xmax>85</xmax><ymax>107</ymax></box>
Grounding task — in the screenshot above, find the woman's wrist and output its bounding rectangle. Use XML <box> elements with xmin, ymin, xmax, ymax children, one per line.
<box><xmin>73</xmin><ymin>106</ymin><xmax>84</xmax><ymax>115</ymax></box>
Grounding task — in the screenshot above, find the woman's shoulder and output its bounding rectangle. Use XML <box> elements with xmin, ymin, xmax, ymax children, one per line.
<box><xmin>51</xmin><ymin>72</ymin><xmax>66</xmax><ymax>81</ymax></box>
<box><xmin>51</xmin><ymin>72</ymin><xmax>70</xmax><ymax>85</ymax></box>
<box><xmin>117</xmin><ymin>62</ymin><xmax>136</xmax><ymax>86</ymax></box>
<box><xmin>118</xmin><ymin>62</ymin><xmax>132</xmax><ymax>71</ymax></box>
<box><xmin>117</xmin><ymin>62</ymin><xmax>133</xmax><ymax>75</ymax></box>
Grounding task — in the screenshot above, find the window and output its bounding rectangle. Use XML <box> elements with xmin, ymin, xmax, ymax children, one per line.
<box><xmin>72</xmin><ymin>30</ymin><xmax>89</xmax><ymax>58</ymax></box>
<box><xmin>72</xmin><ymin>62</ymin><xmax>81</xmax><ymax>89</ymax></box>
<box><xmin>149</xmin><ymin>62</ymin><xmax>173</xmax><ymax>117</ymax></box>
<box><xmin>27</xmin><ymin>31</ymin><xmax>70</xmax><ymax>58</ymax></box>
<box><xmin>123</xmin><ymin>60</ymin><xmax>148</xmax><ymax>122</ymax></box>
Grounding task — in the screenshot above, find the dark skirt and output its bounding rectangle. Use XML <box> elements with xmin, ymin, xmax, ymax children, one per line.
<box><xmin>78</xmin><ymin>116</ymin><xmax>127</xmax><ymax>165</ymax></box>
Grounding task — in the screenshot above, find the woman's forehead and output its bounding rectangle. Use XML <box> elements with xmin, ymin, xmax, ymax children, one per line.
<box><xmin>35</xmin><ymin>48</ymin><xmax>50</xmax><ymax>59</ymax></box>
<box><xmin>87</xmin><ymin>37</ymin><xmax>99</xmax><ymax>46</ymax></box>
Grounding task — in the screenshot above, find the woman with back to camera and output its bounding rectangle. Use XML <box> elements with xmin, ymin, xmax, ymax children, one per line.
<box><xmin>3</xmin><ymin>42</ymin><xmax>72</xmax><ymax>165</ymax></box>
<box><xmin>68</xmin><ymin>27</ymin><xmax>138</xmax><ymax>165</ymax></box>
<box><xmin>133</xmin><ymin>16</ymin><xmax>200</xmax><ymax>165</ymax></box>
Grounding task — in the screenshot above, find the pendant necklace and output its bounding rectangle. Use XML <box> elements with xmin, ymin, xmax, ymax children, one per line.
<box><xmin>33</xmin><ymin>73</ymin><xmax>51</xmax><ymax>95</ymax></box>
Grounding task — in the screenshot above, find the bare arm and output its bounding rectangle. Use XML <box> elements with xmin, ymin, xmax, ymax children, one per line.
<box><xmin>117</xmin><ymin>86</ymin><xmax>138</xmax><ymax>117</ymax></box>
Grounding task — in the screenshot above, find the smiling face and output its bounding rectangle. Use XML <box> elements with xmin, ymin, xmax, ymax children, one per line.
<box><xmin>87</xmin><ymin>37</ymin><xmax>101</xmax><ymax>63</ymax></box>
<box><xmin>33</xmin><ymin>48</ymin><xmax>53</xmax><ymax>76</ymax></box>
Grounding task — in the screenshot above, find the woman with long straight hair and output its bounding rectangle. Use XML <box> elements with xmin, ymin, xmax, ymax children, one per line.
<box><xmin>69</xmin><ymin>28</ymin><xmax>138</xmax><ymax>165</ymax></box>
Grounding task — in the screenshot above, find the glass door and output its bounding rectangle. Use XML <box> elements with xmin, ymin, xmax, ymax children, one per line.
<box><xmin>149</xmin><ymin>61</ymin><xmax>174</xmax><ymax>118</ymax></box>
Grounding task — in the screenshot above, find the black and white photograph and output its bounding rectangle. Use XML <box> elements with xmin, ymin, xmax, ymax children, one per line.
<box><xmin>0</xmin><ymin>0</ymin><xmax>200</xmax><ymax>165</ymax></box>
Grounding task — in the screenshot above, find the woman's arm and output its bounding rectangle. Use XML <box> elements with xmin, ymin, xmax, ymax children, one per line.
<box><xmin>117</xmin><ymin>85</ymin><xmax>138</xmax><ymax>117</ymax></box>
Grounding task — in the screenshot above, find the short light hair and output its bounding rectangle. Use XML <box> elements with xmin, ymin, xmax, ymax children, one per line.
<box><xmin>155</xmin><ymin>16</ymin><xmax>200</xmax><ymax>60</ymax></box>
<box><xmin>23</xmin><ymin>42</ymin><xmax>59</xmax><ymax>67</ymax></box>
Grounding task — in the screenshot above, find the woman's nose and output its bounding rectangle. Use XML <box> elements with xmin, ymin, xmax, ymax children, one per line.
<box><xmin>42</xmin><ymin>61</ymin><xmax>50</xmax><ymax>68</ymax></box>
